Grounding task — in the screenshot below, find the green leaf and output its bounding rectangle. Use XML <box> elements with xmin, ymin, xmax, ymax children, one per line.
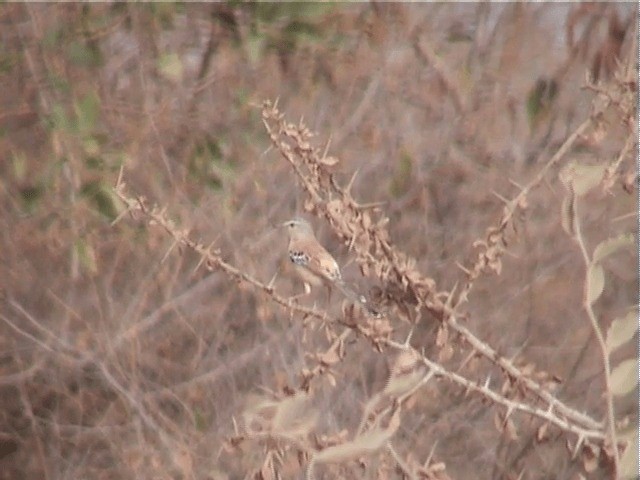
<box><xmin>189</xmin><ymin>137</ymin><xmax>232</xmax><ymax>191</ymax></box>
<box><xmin>606</xmin><ymin>310</ymin><xmax>638</xmax><ymax>354</ymax></box>
<box><xmin>618</xmin><ymin>426</ymin><xmax>639</xmax><ymax>479</ymax></box>
<box><xmin>11</xmin><ymin>151</ymin><xmax>27</xmax><ymax>182</ymax></box>
<box><xmin>389</xmin><ymin>152</ymin><xmax>413</xmax><ymax>198</ymax></box>
<box><xmin>585</xmin><ymin>263</ymin><xmax>605</xmax><ymax>306</ymax></box>
<box><xmin>75</xmin><ymin>92</ymin><xmax>101</xmax><ymax>133</ymax></box>
<box><xmin>66</xmin><ymin>41</ymin><xmax>102</xmax><ymax>68</ymax></box>
<box><xmin>593</xmin><ymin>233</ymin><xmax>634</xmax><ymax>264</ymax></box>
<box><xmin>50</xmin><ymin>103</ymin><xmax>72</xmax><ymax>132</ymax></box>
<box><xmin>150</xmin><ymin>2</ymin><xmax>178</xmax><ymax>28</ymax></box>
<box><xmin>245</xmin><ymin>32</ymin><xmax>266</xmax><ymax>65</ymax></box>
<box><xmin>19</xmin><ymin>185</ymin><xmax>44</xmax><ymax>213</ymax></box>
<box><xmin>75</xmin><ymin>238</ymin><xmax>98</xmax><ymax>275</ymax></box>
<box><xmin>609</xmin><ymin>359</ymin><xmax>638</xmax><ymax>397</ymax></box>
<box><xmin>82</xmin><ymin>137</ymin><xmax>101</xmax><ymax>156</ymax></box>
<box><xmin>42</xmin><ymin>26</ymin><xmax>64</xmax><ymax>49</ymax></box>
<box><xmin>47</xmin><ymin>73</ymin><xmax>71</xmax><ymax>95</ymax></box>
<box><xmin>526</xmin><ymin>78</ymin><xmax>557</xmax><ymax>128</ymax></box>
<box><xmin>85</xmin><ymin>155</ymin><xmax>106</xmax><ymax>170</ymax></box>
<box><xmin>194</xmin><ymin>409</ymin><xmax>207</xmax><ymax>432</ymax></box>
<box><xmin>560</xmin><ymin>162</ymin><xmax>607</xmax><ymax>196</ymax></box>
<box><xmin>158</xmin><ymin>53</ymin><xmax>183</xmax><ymax>83</ymax></box>
<box><xmin>0</xmin><ymin>46</ymin><xmax>15</xmax><ymax>75</ymax></box>
<box><xmin>80</xmin><ymin>180</ymin><xmax>123</xmax><ymax>220</ymax></box>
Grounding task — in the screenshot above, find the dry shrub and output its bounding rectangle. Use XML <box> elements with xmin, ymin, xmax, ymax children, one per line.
<box><xmin>0</xmin><ymin>3</ymin><xmax>637</xmax><ymax>480</ymax></box>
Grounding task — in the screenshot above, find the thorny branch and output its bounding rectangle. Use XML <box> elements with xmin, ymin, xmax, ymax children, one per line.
<box><xmin>112</xmin><ymin>172</ymin><xmax>608</xmax><ymax>453</ymax></box>
<box><xmin>259</xmin><ymin>99</ymin><xmax>605</xmax><ymax>433</ymax></box>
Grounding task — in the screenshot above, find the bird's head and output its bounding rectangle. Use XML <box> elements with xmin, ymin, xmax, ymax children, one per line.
<box><xmin>282</xmin><ymin>218</ymin><xmax>314</xmax><ymax>240</ymax></box>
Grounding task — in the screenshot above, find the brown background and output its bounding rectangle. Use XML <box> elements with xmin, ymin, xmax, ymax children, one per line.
<box><xmin>0</xmin><ymin>3</ymin><xmax>637</xmax><ymax>479</ymax></box>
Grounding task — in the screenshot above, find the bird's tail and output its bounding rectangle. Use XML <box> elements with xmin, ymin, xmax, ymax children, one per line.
<box><xmin>334</xmin><ymin>279</ymin><xmax>381</xmax><ymax>317</ymax></box>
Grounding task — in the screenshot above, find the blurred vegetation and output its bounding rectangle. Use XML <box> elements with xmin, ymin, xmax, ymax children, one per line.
<box><xmin>0</xmin><ymin>3</ymin><xmax>637</xmax><ymax>479</ymax></box>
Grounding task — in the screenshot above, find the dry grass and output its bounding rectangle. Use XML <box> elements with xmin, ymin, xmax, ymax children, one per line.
<box><xmin>0</xmin><ymin>3</ymin><xmax>637</xmax><ymax>480</ymax></box>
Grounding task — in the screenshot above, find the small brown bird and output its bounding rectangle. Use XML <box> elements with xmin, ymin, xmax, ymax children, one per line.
<box><xmin>283</xmin><ymin>218</ymin><xmax>378</xmax><ymax>315</ymax></box>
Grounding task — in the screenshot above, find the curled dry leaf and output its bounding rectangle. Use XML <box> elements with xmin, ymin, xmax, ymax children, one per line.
<box><xmin>320</xmin><ymin>156</ymin><xmax>339</xmax><ymax>167</ymax></box>
<box><xmin>560</xmin><ymin>192</ymin><xmax>577</xmax><ymax>236</ymax></box>
<box><xmin>493</xmin><ymin>412</ymin><xmax>518</xmax><ymax>440</ymax></box>
<box><xmin>437</xmin><ymin>344</ymin><xmax>454</xmax><ymax>363</ymax></box>
<box><xmin>609</xmin><ymin>358</ymin><xmax>638</xmax><ymax>397</ymax></box>
<box><xmin>390</xmin><ymin>349</ymin><xmax>422</xmax><ymax>378</ymax></box>
<box><xmin>313</xmin><ymin>428</ymin><xmax>394</xmax><ymax>464</ymax></box>
<box><xmin>560</xmin><ymin>161</ymin><xmax>608</xmax><ymax>196</ymax></box>
<box><xmin>435</xmin><ymin>325</ymin><xmax>448</xmax><ymax>347</ymax></box>
<box><xmin>319</xmin><ymin>345</ymin><xmax>342</xmax><ymax>367</ymax></box>
<box><xmin>581</xmin><ymin>442</ymin><xmax>600</xmax><ymax>473</ymax></box>
<box><xmin>592</xmin><ymin>233</ymin><xmax>634</xmax><ymax>264</ymax></box>
<box><xmin>606</xmin><ymin>309</ymin><xmax>637</xmax><ymax>353</ymax></box>
<box><xmin>384</xmin><ymin>369</ymin><xmax>425</xmax><ymax>398</ymax></box>
<box><xmin>536</xmin><ymin>423</ymin><xmax>549</xmax><ymax>442</ymax></box>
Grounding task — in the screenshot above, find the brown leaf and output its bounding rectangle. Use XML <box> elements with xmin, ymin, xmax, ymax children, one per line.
<box><xmin>320</xmin><ymin>156</ymin><xmax>340</xmax><ymax>166</ymax></box>
<box><xmin>505</xmin><ymin>417</ymin><xmax>518</xmax><ymax>440</ymax></box>
<box><xmin>536</xmin><ymin>423</ymin><xmax>549</xmax><ymax>442</ymax></box>
<box><xmin>581</xmin><ymin>442</ymin><xmax>600</xmax><ymax>473</ymax></box>
<box><xmin>437</xmin><ymin>344</ymin><xmax>453</xmax><ymax>363</ymax></box>
<box><xmin>435</xmin><ymin>325</ymin><xmax>448</xmax><ymax>347</ymax></box>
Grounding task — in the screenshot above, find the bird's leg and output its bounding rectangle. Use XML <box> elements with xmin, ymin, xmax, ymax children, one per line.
<box><xmin>288</xmin><ymin>281</ymin><xmax>312</xmax><ymax>305</ymax></box>
<box><xmin>325</xmin><ymin>284</ymin><xmax>333</xmax><ymax>304</ymax></box>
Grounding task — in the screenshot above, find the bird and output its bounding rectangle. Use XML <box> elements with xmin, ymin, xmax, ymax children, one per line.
<box><xmin>282</xmin><ymin>218</ymin><xmax>379</xmax><ymax>316</ymax></box>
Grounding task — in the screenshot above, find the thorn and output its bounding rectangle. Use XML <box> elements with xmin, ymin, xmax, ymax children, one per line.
<box><xmin>445</xmin><ymin>282</ymin><xmax>458</xmax><ymax>310</ymax></box>
<box><xmin>115</xmin><ymin>164</ymin><xmax>124</xmax><ymax>188</ymax></box>
<box><xmin>267</xmin><ymin>271</ymin><xmax>278</xmax><ymax>290</ymax></box>
<box><xmin>110</xmin><ymin>204</ymin><xmax>134</xmax><ymax>227</ymax></box>
<box><xmin>573</xmin><ymin>434</ymin><xmax>585</xmax><ymax>458</ymax></box>
<box><xmin>193</xmin><ymin>238</ymin><xmax>219</xmax><ymax>273</ymax></box>
<box><xmin>612</xmin><ymin>211</ymin><xmax>636</xmax><ymax>222</ymax></box>
<box><xmin>504</xmin><ymin>406</ymin><xmax>514</xmax><ymax>423</ymax></box>
<box><xmin>491</xmin><ymin>190</ymin><xmax>510</xmax><ymax>204</ymax></box>
<box><xmin>509</xmin><ymin>338</ymin><xmax>529</xmax><ymax>361</ymax></box>
<box><xmin>483</xmin><ymin>375</ymin><xmax>491</xmax><ymax>389</ymax></box>
<box><xmin>259</xmin><ymin>144</ymin><xmax>273</xmax><ymax>160</ymax></box>
<box><xmin>455</xmin><ymin>262</ymin><xmax>471</xmax><ymax>275</ymax></box>
<box><xmin>456</xmin><ymin>350</ymin><xmax>475</xmax><ymax>373</ymax></box>
<box><xmin>161</xmin><ymin>239</ymin><xmax>180</xmax><ymax>264</ymax></box>
<box><xmin>403</xmin><ymin>328</ymin><xmax>414</xmax><ymax>347</ymax></box>
<box><xmin>346</xmin><ymin>169</ymin><xmax>359</xmax><ymax>194</ymax></box>
<box><xmin>508</xmin><ymin>178</ymin><xmax>524</xmax><ymax>190</ymax></box>
<box><xmin>357</xmin><ymin>201</ymin><xmax>387</xmax><ymax>210</ymax></box>
<box><xmin>423</xmin><ymin>440</ymin><xmax>439</xmax><ymax>468</ymax></box>
<box><xmin>193</xmin><ymin>254</ymin><xmax>207</xmax><ymax>274</ymax></box>
<box><xmin>322</xmin><ymin>135</ymin><xmax>332</xmax><ymax>160</ymax></box>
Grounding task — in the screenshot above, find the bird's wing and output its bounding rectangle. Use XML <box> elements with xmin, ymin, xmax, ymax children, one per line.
<box><xmin>289</xmin><ymin>241</ymin><xmax>341</xmax><ymax>282</ymax></box>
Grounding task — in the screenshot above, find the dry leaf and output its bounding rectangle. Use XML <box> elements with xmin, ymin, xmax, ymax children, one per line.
<box><xmin>320</xmin><ymin>156</ymin><xmax>340</xmax><ymax>166</ymax></box>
